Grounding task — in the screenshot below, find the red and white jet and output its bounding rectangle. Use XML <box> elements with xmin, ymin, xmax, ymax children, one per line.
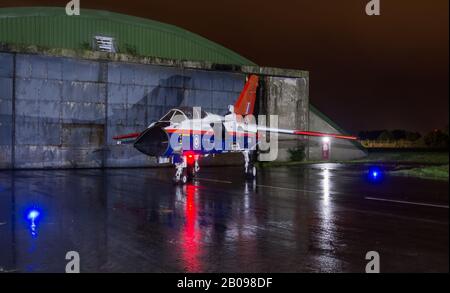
<box><xmin>113</xmin><ymin>75</ymin><xmax>357</xmax><ymax>184</ymax></box>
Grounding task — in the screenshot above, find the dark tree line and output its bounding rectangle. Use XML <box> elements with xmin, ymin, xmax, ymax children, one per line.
<box><xmin>423</xmin><ymin>129</ymin><xmax>449</xmax><ymax>148</ymax></box>
<box><xmin>358</xmin><ymin>129</ymin><xmax>422</xmax><ymax>141</ymax></box>
<box><xmin>358</xmin><ymin>127</ymin><xmax>449</xmax><ymax>148</ymax></box>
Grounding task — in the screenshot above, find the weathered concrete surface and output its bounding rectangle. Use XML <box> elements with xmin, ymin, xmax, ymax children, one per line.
<box><xmin>263</xmin><ymin>76</ymin><xmax>309</xmax><ymax>161</ymax></box>
<box><xmin>13</xmin><ymin>54</ymin><xmax>106</xmax><ymax>168</ymax></box>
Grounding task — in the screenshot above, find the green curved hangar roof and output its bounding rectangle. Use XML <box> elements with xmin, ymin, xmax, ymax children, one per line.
<box><xmin>0</xmin><ymin>7</ymin><xmax>255</xmax><ymax>66</ymax></box>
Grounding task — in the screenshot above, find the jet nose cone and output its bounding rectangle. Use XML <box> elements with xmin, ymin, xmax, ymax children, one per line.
<box><xmin>134</xmin><ymin>125</ymin><xmax>169</xmax><ymax>157</ymax></box>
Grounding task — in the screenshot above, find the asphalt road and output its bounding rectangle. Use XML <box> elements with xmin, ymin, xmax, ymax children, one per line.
<box><xmin>0</xmin><ymin>163</ymin><xmax>448</xmax><ymax>273</ymax></box>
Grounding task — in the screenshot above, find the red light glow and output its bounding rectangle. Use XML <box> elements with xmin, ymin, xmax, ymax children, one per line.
<box><xmin>184</xmin><ymin>151</ymin><xmax>196</xmax><ymax>165</ymax></box>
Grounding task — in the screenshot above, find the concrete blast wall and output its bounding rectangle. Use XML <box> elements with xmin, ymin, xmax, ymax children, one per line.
<box><xmin>262</xmin><ymin>76</ymin><xmax>309</xmax><ymax>161</ymax></box>
<box><xmin>0</xmin><ymin>52</ymin><xmax>246</xmax><ymax>169</ymax></box>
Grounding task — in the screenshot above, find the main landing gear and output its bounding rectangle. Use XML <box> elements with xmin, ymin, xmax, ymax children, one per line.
<box><xmin>243</xmin><ymin>151</ymin><xmax>257</xmax><ymax>180</ymax></box>
<box><xmin>172</xmin><ymin>151</ymin><xmax>257</xmax><ymax>184</ymax></box>
<box><xmin>173</xmin><ymin>153</ymin><xmax>200</xmax><ymax>184</ymax></box>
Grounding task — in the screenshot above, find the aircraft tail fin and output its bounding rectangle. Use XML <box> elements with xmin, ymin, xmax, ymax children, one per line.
<box><xmin>234</xmin><ymin>75</ymin><xmax>259</xmax><ymax>116</ymax></box>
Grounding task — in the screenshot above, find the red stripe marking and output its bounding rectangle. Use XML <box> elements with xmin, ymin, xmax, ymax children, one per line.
<box><xmin>166</xmin><ymin>128</ymin><xmax>257</xmax><ymax>137</ymax></box>
<box><xmin>113</xmin><ymin>132</ymin><xmax>141</xmax><ymax>140</ymax></box>
<box><xmin>166</xmin><ymin>129</ymin><xmax>211</xmax><ymax>135</ymax></box>
<box><xmin>293</xmin><ymin>131</ymin><xmax>357</xmax><ymax>140</ymax></box>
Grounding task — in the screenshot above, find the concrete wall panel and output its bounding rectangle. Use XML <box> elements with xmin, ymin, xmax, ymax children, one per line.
<box><xmin>0</xmin><ymin>55</ymin><xmax>13</xmax><ymax>168</ymax></box>
<box><xmin>186</xmin><ymin>89</ymin><xmax>213</xmax><ymax>110</ymax></box>
<box><xmin>63</xmin><ymin>81</ymin><xmax>103</xmax><ymax>103</ymax></box>
<box><xmin>14</xmin><ymin>145</ymin><xmax>103</xmax><ymax>169</ymax></box>
<box><xmin>0</xmin><ymin>53</ymin><xmax>13</xmax><ymax>77</ymax></box>
<box><xmin>15</xmin><ymin>79</ymin><xmax>62</xmax><ymax>102</ymax></box>
<box><xmin>158</xmin><ymin>67</ymin><xmax>186</xmax><ymax>88</ymax></box>
<box><xmin>15</xmin><ymin>116</ymin><xmax>61</xmax><ymax>146</ymax></box>
<box><xmin>126</xmin><ymin>85</ymin><xmax>146</xmax><ymax>105</ymax></box>
<box><xmin>0</xmin><ymin>94</ymin><xmax>12</xmax><ymax>167</ymax></box>
<box><xmin>146</xmin><ymin>106</ymin><xmax>166</xmax><ymax>125</ymax></box>
<box><xmin>185</xmin><ymin>70</ymin><xmax>213</xmax><ymax>90</ymax></box>
<box><xmin>107</xmin><ymin>84</ymin><xmax>128</xmax><ymax>104</ymax></box>
<box><xmin>0</xmin><ymin>77</ymin><xmax>12</xmax><ymax>99</ymax></box>
<box><xmin>61</xmin><ymin>102</ymin><xmax>105</xmax><ymax>124</ymax></box>
<box><xmin>10</xmin><ymin>54</ymin><xmax>107</xmax><ymax>169</ymax></box>
<box><xmin>126</xmin><ymin>105</ymin><xmax>146</xmax><ymax>127</ymax></box>
<box><xmin>133</xmin><ymin>65</ymin><xmax>161</xmax><ymax>86</ymax></box>
<box><xmin>62</xmin><ymin>58</ymin><xmax>100</xmax><ymax>82</ymax></box>
<box><xmin>15</xmin><ymin>99</ymin><xmax>61</xmax><ymax>119</ymax></box>
<box><xmin>0</xmin><ymin>145</ymin><xmax>12</xmax><ymax>168</ymax></box>
<box><xmin>16</xmin><ymin>55</ymin><xmax>63</xmax><ymax>80</ymax></box>
<box><xmin>62</xmin><ymin>124</ymin><xmax>104</xmax><ymax>147</ymax></box>
<box><xmin>0</xmin><ymin>98</ymin><xmax>12</xmax><ymax>147</ymax></box>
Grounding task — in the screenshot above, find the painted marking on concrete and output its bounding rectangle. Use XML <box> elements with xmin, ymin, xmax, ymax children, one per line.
<box><xmin>195</xmin><ymin>178</ymin><xmax>233</xmax><ymax>184</ymax></box>
<box><xmin>365</xmin><ymin>197</ymin><xmax>449</xmax><ymax>209</ymax></box>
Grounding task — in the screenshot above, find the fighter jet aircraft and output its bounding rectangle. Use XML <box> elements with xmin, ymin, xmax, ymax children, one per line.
<box><xmin>113</xmin><ymin>75</ymin><xmax>357</xmax><ymax>184</ymax></box>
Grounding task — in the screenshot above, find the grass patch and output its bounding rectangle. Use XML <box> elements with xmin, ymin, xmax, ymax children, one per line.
<box><xmin>258</xmin><ymin>151</ymin><xmax>449</xmax><ymax>169</ymax></box>
<box><xmin>349</xmin><ymin>151</ymin><xmax>448</xmax><ymax>164</ymax></box>
<box><xmin>391</xmin><ymin>164</ymin><xmax>449</xmax><ymax>181</ymax></box>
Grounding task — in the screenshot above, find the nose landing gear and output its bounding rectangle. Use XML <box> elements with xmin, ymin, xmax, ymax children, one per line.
<box><xmin>173</xmin><ymin>154</ymin><xmax>199</xmax><ymax>184</ymax></box>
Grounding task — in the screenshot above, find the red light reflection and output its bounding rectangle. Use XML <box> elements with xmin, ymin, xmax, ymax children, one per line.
<box><xmin>180</xmin><ymin>183</ymin><xmax>202</xmax><ymax>272</ymax></box>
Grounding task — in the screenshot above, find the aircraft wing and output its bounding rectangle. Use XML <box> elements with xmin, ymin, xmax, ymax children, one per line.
<box><xmin>256</xmin><ymin>126</ymin><xmax>357</xmax><ymax>140</ymax></box>
<box><xmin>113</xmin><ymin>128</ymin><xmax>357</xmax><ymax>143</ymax></box>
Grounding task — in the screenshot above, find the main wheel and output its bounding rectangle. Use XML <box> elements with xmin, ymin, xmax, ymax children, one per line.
<box><xmin>245</xmin><ymin>165</ymin><xmax>257</xmax><ymax>179</ymax></box>
<box><xmin>187</xmin><ymin>165</ymin><xmax>196</xmax><ymax>180</ymax></box>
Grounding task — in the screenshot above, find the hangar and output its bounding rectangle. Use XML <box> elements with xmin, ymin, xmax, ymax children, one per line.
<box><xmin>0</xmin><ymin>7</ymin><xmax>366</xmax><ymax>169</ymax></box>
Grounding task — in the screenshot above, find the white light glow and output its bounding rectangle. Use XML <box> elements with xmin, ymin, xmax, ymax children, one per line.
<box><xmin>322</xmin><ymin>169</ymin><xmax>330</xmax><ymax>206</ymax></box>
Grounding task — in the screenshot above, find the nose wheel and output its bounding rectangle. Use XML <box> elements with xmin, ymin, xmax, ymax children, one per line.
<box><xmin>174</xmin><ymin>166</ymin><xmax>194</xmax><ymax>184</ymax></box>
<box><xmin>173</xmin><ymin>155</ymin><xmax>199</xmax><ymax>184</ymax></box>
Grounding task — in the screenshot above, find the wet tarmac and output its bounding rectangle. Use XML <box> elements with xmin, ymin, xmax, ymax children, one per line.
<box><xmin>0</xmin><ymin>164</ymin><xmax>448</xmax><ymax>273</ymax></box>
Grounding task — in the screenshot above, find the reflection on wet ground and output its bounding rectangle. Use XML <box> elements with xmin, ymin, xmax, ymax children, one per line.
<box><xmin>0</xmin><ymin>164</ymin><xmax>448</xmax><ymax>272</ymax></box>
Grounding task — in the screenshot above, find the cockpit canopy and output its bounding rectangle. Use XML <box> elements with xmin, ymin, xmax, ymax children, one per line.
<box><xmin>159</xmin><ymin>107</ymin><xmax>208</xmax><ymax>122</ymax></box>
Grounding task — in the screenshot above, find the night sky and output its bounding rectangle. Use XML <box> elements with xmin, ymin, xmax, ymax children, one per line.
<box><xmin>1</xmin><ymin>0</ymin><xmax>448</xmax><ymax>134</ymax></box>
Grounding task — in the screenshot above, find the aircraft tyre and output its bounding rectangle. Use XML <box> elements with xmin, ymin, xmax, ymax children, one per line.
<box><xmin>246</xmin><ymin>165</ymin><xmax>257</xmax><ymax>180</ymax></box>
